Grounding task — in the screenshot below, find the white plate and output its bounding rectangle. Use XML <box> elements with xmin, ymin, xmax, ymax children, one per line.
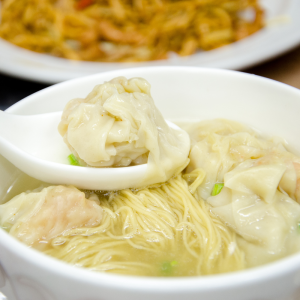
<box><xmin>0</xmin><ymin>0</ymin><xmax>299</xmax><ymax>84</ymax></box>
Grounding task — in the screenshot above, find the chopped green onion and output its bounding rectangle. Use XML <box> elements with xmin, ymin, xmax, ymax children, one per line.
<box><xmin>170</xmin><ymin>260</ymin><xmax>178</xmax><ymax>267</ymax></box>
<box><xmin>161</xmin><ymin>260</ymin><xmax>178</xmax><ymax>276</ymax></box>
<box><xmin>211</xmin><ymin>183</ymin><xmax>224</xmax><ymax>196</ymax></box>
<box><xmin>68</xmin><ymin>154</ymin><xmax>80</xmax><ymax>166</ymax></box>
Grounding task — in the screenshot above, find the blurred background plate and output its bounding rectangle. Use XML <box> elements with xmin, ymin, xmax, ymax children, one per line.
<box><xmin>0</xmin><ymin>0</ymin><xmax>299</xmax><ymax>84</ymax></box>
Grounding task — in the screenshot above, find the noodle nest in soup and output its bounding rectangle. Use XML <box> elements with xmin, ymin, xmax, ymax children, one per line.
<box><xmin>1</xmin><ymin>77</ymin><xmax>300</xmax><ymax>277</ymax></box>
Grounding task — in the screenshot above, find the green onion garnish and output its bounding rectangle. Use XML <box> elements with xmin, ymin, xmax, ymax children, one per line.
<box><xmin>161</xmin><ymin>260</ymin><xmax>178</xmax><ymax>276</ymax></box>
<box><xmin>170</xmin><ymin>260</ymin><xmax>178</xmax><ymax>267</ymax></box>
<box><xmin>211</xmin><ymin>183</ymin><xmax>224</xmax><ymax>196</ymax></box>
<box><xmin>68</xmin><ymin>154</ymin><xmax>80</xmax><ymax>166</ymax></box>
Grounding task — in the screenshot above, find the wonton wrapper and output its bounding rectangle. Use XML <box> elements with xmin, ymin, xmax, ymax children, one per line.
<box><xmin>186</xmin><ymin>119</ymin><xmax>300</xmax><ymax>266</ymax></box>
<box><xmin>0</xmin><ymin>186</ymin><xmax>103</xmax><ymax>247</ymax></box>
<box><xmin>207</xmin><ymin>160</ymin><xmax>300</xmax><ymax>267</ymax></box>
<box><xmin>58</xmin><ymin>77</ymin><xmax>189</xmax><ymax>188</ymax></box>
<box><xmin>186</xmin><ymin>119</ymin><xmax>275</xmax><ymax>199</ymax></box>
<box><xmin>186</xmin><ymin>119</ymin><xmax>300</xmax><ymax>202</ymax></box>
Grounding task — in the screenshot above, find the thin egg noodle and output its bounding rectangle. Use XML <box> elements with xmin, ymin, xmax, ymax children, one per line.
<box><xmin>44</xmin><ymin>169</ymin><xmax>245</xmax><ymax>276</ymax></box>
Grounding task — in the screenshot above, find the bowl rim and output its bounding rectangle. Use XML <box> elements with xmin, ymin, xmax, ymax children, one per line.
<box><xmin>6</xmin><ymin>66</ymin><xmax>300</xmax><ymax>114</ymax></box>
<box><xmin>2</xmin><ymin>66</ymin><xmax>300</xmax><ymax>292</ymax></box>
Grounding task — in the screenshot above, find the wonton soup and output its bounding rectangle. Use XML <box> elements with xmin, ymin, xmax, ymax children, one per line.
<box><xmin>1</xmin><ymin>77</ymin><xmax>300</xmax><ymax>277</ymax></box>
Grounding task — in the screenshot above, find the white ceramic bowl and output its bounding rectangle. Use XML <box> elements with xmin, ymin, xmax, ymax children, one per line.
<box><xmin>1</xmin><ymin>67</ymin><xmax>300</xmax><ymax>300</ymax></box>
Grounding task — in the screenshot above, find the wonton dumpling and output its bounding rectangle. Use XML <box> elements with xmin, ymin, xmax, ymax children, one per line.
<box><xmin>0</xmin><ymin>186</ymin><xmax>103</xmax><ymax>247</ymax></box>
<box><xmin>207</xmin><ymin>160</ymin><xmax>300</xmax><ymax>266</ymax></box>
<box><xmin>224</xmin><ymin>161</ymin><xmax>286</xmax><ymax>203</ymax></box>
<box><xmin>186</xmin><ymin>119</ymin><xmax>275</xmax><ymax>199</ymax></box>
<box><xmin>239</xmin><ymin>149</ymin><xmax>300</xmax><ymax>203</ymax></box>
<box><xmin>58</xmin><ymin>77</ymin><xmax>189</xmax><ymax>187</ymax></box>
<box><xmin>185</xmin><ymin>119</ymin><xmax>300</xmax><ymax>266</ymax></box>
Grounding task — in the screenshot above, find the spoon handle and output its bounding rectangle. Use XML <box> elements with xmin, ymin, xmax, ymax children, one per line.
<box><xmin>0</xmin><ymin>110</ymin><xmax>61</xmax><ymax>145</ymax></box>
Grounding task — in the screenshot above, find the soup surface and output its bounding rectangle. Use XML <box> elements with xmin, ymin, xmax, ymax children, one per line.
<box><xmin>1</xmin><ymin>118</ymin><xmax>300</xmax><ymax>277</ymax></box>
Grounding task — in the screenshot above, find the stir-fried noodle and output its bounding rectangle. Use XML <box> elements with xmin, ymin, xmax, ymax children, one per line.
<box><xmin>0</xmin><ymin>0</ymin><xmax>264</xmax><ymax>61</ymax></box>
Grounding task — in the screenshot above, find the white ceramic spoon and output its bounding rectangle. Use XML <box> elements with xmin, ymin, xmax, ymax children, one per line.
<box><xmin>0</xmin><ymin>110</ymin><xmax>190</xmax><ymax>190</ymax></box>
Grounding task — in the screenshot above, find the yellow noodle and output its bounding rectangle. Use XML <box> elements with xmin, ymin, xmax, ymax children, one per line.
<box><xmin>44</xmin><ymin>170</ymin><xmax>245</xmax><ymax>276</ymax></box>
<box><xmin>0</xmin><ymin>0</ymin><xmax>264</xmax><ymax>62</ymax></box>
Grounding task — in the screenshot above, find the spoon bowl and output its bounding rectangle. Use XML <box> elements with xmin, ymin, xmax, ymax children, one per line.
<box><xmin>0</xmin><ymin>110</ymin><xmax>189</xmax><ymax>190</ymax></box>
